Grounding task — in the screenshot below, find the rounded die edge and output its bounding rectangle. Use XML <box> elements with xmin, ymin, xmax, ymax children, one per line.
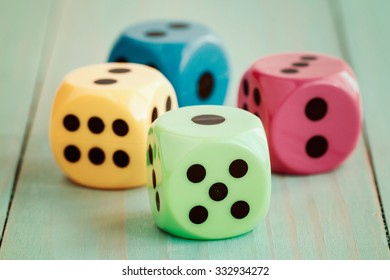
<box><xmin>152</xmin><ymin>105</ymin><xmax>266</xmax><ymax>140</ymax></box>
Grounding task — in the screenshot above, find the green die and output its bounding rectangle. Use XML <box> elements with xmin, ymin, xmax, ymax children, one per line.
<box><xmin>146</xmin><ymin>105</ymin><xmax>271</xmax><ymax>240</ymax></box>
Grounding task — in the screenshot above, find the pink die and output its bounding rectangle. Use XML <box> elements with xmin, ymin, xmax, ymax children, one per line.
<box><xmin>238</xmin><ymin>53</ymin><xmax>362</xmax><ymax>174</ymax></box>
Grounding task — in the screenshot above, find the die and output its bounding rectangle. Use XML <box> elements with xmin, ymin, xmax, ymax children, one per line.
<box><xmin>49</xmin><ymin>63</ymin><xmax>178</xmax><ymax>189</ymax></box>
<box><xmin>238</xmin><ymin>53</ymin><xmax>362</xmax><ymax>174</ymax></box>
<box><xmin>146</xmin><ymin>105</ymin><xmax>271</xmax><ymax>240</ymax></box>
<box><xmin>108</xmin><ymin>20</ymin><xmax>230</xmax><ymax>107</ymax></box>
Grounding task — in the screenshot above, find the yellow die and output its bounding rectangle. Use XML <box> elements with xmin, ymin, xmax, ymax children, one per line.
<box><xmin>49</xmin><ymin>63</ymin><xmax>177</xmax><ymax>189</ymax></box>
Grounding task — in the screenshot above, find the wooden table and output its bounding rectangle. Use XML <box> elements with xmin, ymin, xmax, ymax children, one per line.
<box><xmin>0</xmin><ymin>0</ymin><xmax>389</xmax><ymax>259</ymax></box>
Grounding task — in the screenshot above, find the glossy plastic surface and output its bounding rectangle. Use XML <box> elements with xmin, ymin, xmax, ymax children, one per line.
<box><xmin>50</xmin><ymin>63</ymin><xmax>178</xmax><ymax>189</ymax></box>
<box><xmin>238</xmin><ymin>53</ymin><xmax>362</xmax><ymax>174</ymax></box>
<box><xmin>108</xmin><ymin>20</ymin><xmax>229</xmax><ymax>107</ymax></box>
<box><xmin>146</xmin><ymin>105</ymin><xmax>271</xmax><ymax>240</ymax></box>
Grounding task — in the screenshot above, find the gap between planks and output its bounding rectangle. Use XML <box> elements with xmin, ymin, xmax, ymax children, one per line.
<box><xmin>0</xmin><ymin>0</ymin><xmax>60</xmax><ymax>249</ymax></box>
<box><xmin>328</xmin><ymin>0</ymin><xmax>390</xmax><ymax>250</ymax></box>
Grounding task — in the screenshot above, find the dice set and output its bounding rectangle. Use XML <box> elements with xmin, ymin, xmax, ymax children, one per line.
<box><xmin>108</xmin><ymin>20</ymin><xmax>230</xmax><ymax>107</ymax></box>
<box><xmin>237</xmin><ymin>53</ymin><xmax>362</xmax><ymax>174</ymax></box>
<box><xmin>49</xmin><ymin>19</ymin><xmax>362</xmax><ymax>240</ymax></box>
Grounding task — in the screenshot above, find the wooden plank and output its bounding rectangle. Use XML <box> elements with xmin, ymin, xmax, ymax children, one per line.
<box><xmin>335</xmin><ymin>0</ymin><xmax>390</xmax><ymax>245</ymax></box>
<box><xmin>1</xmin><ymin>0</ymin><xmax>388</xmax><ymax>259</ymax></box>
<box><xmin>0</xmin><ymin>0</ymin><xmax>52</xmax><ymax>242</ymax></box>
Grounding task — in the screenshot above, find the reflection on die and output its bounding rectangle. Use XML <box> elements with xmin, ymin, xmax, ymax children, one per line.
<box><xmin>50</xmin><ymin>63</ymin><xmax>178</xmax><ymax>189</ymax></box>
<box><xmin>108</xmin><ymin>20</ymin><xmax>230</xmax><ymax>107</ymax></box>
<box><xmin>238</xmin><ymin>53</ymin><xmax>362</xmax><ymax>174</ymax></box>
<box><xmin>147</xmin><ymin>105</ymin><xmax>271</xmax><ymax>240</ymax></box>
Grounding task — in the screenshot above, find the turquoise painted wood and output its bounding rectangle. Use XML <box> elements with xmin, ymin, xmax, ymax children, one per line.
<box><xmin>0</xmin><ymin>0</ymin><xmax>389</xmax><ymax>259</ymax></box>
<box><xmin>0</xmin><ymin>0</ymin><xmax>52</xmax><ymax>240</ymax></box>
<box><xmin>337</xmin><ymin>0</ymin><xmax>390</xmax><ymax>233</ymax></box>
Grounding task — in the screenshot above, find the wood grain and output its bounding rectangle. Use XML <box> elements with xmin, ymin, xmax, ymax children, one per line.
<box><xmin>0</xmin><ymin>0</ymin><xmax>52</xmax><ymax>241</ymax></box>
<box><xmin>336</xmin><ymin>0</ymin><xmax>390</xmax><ymax>242</ymax></box>
<box><xmin>0</xmin><ymin>0</ymin><xmax>388</xmax><ymax>259</ymax></box>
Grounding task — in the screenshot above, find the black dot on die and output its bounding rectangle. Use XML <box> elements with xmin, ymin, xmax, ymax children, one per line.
<box><xmin>151</xmin><ymin>107</ymin><xmax>158</xmax><ymax>123</ymax></box>
<box><xmin>148</xmin><ymin>145</ymin><xmax>153</xmax><ymax>165</ymax></box>
<box><xmin>146</xmin><ymin>30</ymin><xmax>166</xmax><ymax>37</ymax></box>
<box><xmin>243</xmin><ymin>79</ymin><xmax>249</xmax><ymax>96</ymax></box>
<box><xmin>281</xmin><ymin>68</ymin><xmax>299</xmax><ymax>74</ymax></box>
<box><xmin>191</xmin><ymin>114</ymin><xmax>225</xmax><ymax>125</ymax></box>
<box><xmin>108</xmin><ymin>68</ymin><xmax>131</xmax><ymax>73</ymax></box>
<box><xmin>63</xmin><ymin>114</ymin><xmax>80</xmax><ymax>132</ymax></box>
<box><xmin>156</xmin><ymin>192</ymin><xmax>160</xmax><ymax>212</ymax></box>
<box><xmin>88</xmin><ymin>147</ymin><xmax>105</xmax><ymax>165</ymax></box>
<box><xmin>94</xmin><ymin>79</ymin><xmax>117</xmax><ymax>85</ymax></box>
<box><xmin>115</xmin><ymin>57</ymin><xmax>128</xmax><ymax>63</ymax></box>
<box><xmin>166</xmin><ymin>96</ymin><xmax>172</xmax><ymax>112</ymax></box>
<box><xmin>64</xmin><ymin>145</ymin><xmax>81</xmax><ymax>163</ymax></box>
<box><xmin>253</xmin><ymin>88</ymin><xmax>261</xmax><ymax>106</ymax></box>
<box><xmin>112</xmin><ymin>119</ymin><xmax>129</xmax><ymax>136</ymax></box>
<box><xmin>152</xmin><ymin>170</ymin><xmax>156</xmax><ymax>189</ymax></box>
<box><xmin>292</xmin><ymin>62</ymin><xmax>309</xmax><ymax>67</ymax></box>
<box><xmin>169</xmin><ymin>22</ymin><xmax>189</xmax><ymax>29</ymax></box>
<box><xmin>209</xmin><ymin>182</ymin><xmax>228</xmax><ymax>201</ymax></box>
<box><xmin>198</xmin><ymin>72</ymin><xmax>214</xmax><ymax>99</ymax></box>
<box><xmin>229</xmin><ymin>159</ymin><xmax>248</xmax><ymax>178</ymax></box>
<box><xmin>306</xmin><ymin>135</ymin><xmax>328</xmax><ymax>158</ymax></box>
<box><xmin>231</xmin><ymin>201</ymin><xmax>250</xmax><ymax>219</ymax></box>
<box><xmin>88</xmin><ymin>117</ymin><xmax>105</xmax><ymax>134</ymax></box>
<box><xmin>242</xmin><ymin>103</ymin><xmax>248</xmax><ymax>111</ymax></box>
<box><xmin>189</xmin><ymin>206</ymin><xmax>208</xmax><ymax>224</ymax></box>
<box><xmin>113</xmin><ymin>150</ymin><xmax>130</xmax><ymax>168</ymax></box>
<box><xmin>187</xmin><ymin>164</ymin><xmax>206</xmax><ymax>183</ymax></box>
<box><xmin>305</xmin><ymin>98</ymin><xmax>328</xmax><ymax>121</ymax></box>
<box><xmin>301</xmin><ymin>55</ymin><xmax>317</xmax><ymax>60</ymax></box>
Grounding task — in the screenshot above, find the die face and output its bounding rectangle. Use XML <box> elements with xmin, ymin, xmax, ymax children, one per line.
<box><xmin>238</xmin><ymin>53</ymin><xmax>362</xmax><ymax>174</ymax></box>
<box><xmin>164</xmin><ymin>143</ymin><xmax>270</xmax><ymax>240</ymax></box>
<box><xmin>154</xmin><ymin>105</ymin><xmax>265</xmax><ymax>141</ymax></box>
<box><xmin>146</xmin><ymin>128</ymin><xmax>163</xmax><ymax>211</ymax></box>
<box><xmin>108</xmin><ymin>20</ymin><xmax>229</xmax><ymax>107</ymax></box>
<box><xmin>146</xmin><ymin>106</ymin><xmax>270</xmax><ymax>240</ymax></box>
<box><xmin>50</xmin><ymin>63</ymin><xmax>177</xmax><ymax>189</ymax></box>
<box><xmin>271</xmin><ymin>82</ymin><xmax>362</xmax><ymax>174</ymax></box>
<box><xmin>64</xmin><ymin>63</ymin><xmax>169</xmax><ymax>92</ymax></box>
<box><xmin>237</xmin><ymin>71</ymin><xmax>269</xmax><ymax>131</ymax></box>
<box><xmin>253</xmin><ymin>52</ymin><xmax>350</xmax><ymax>80</ymax></box>
<box><xmin>108</xmin><ymin>20</ymin><xmax>212</xmax><ymax>73</ymax></box>
<box><xmin>178</xmin><ymin>43</ymin><xmax>229</xmax><ymax>106</ymax></box>
<box><xmin>108</xmin><ymin>36</ymin><xmax>168</xmax><ymax>73</ymax></box>
<box><xmin>51</xmin><ymin>94</ymin><xmax>146</xmax><ymax>188</ymax></box>
<box><xmin>120</xmin><ymin>20</ymin><xmax>212</xmax><ymax>44</ymax></box>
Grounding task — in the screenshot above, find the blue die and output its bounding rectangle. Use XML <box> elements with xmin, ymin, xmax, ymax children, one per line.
<box><xmin>108</xmin><ymin>20</ymin><xmax>230</xmax><ymax>107</ymax></box>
